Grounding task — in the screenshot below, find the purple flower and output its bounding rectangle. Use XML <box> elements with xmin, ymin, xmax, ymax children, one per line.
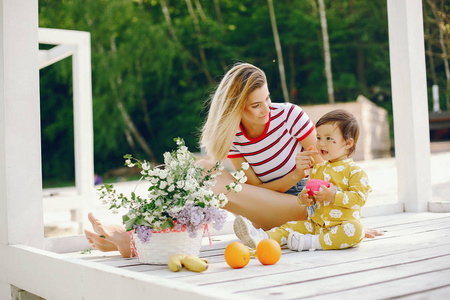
<box><xmin>134</xmin><ymin>225</ymin><xmax>152</xmax><ymax>244</ymax></box>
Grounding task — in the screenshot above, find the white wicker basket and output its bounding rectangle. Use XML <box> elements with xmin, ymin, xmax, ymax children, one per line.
<box><xmin>133</xmin><ymin>227</ymin><xmax>204</xmax><ymax>265</ymax></box>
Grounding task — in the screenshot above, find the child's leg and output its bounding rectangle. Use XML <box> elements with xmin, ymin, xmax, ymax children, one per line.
<box><xmin>266</xmin><ymin>220</ymin><xmax>314</xmax><ymax>246</ymax></box>
<box><xmin>319</xmin><ymin>220</ymin><xmax>365</xmax><ymax>250</ymax></box>
<box><xmin>287</xmin><ymin>220</ymin><xmax>365</xmax><ymax>251</ymax></box>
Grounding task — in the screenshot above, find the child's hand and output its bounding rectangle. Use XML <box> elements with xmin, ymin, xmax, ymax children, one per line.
<box><xmin>313</xmin><ymin>182</ymin><xmax>336</xmax><ymax>204</ymax></box>
<box><xmin>297</xmin><ymin>189</ymin><xmax>315</xmax><ymax>207</ymax></box>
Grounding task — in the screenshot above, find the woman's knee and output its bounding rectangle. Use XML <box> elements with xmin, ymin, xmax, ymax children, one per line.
<box><xmin>196</xmin><ymin>159</ymin><xmax>215</xmax><ymax>169</ymax></box>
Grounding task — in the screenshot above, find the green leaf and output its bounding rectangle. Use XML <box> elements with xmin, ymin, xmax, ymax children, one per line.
<box><xmin>124</xmin><ymin>217</ymin><xmax>137</xmax><ymax>231</ymax></box>
<box><xmin>136</xmin><ymin>218</ymin><xmax>151</xmax><ymax>227</ymax></box>
<box><xmin>161</xmin><ymin>219</ymin><xmax>174</xmax><ymax>230</ymax></box>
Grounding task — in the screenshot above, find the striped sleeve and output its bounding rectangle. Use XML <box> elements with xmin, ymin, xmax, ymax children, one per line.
<box><xmin>286</xmin><ymin>104</ymin><xmax>314</xmax><ymax>141</ymax></box>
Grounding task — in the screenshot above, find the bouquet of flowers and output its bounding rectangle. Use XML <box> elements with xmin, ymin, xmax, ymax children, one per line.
<box><xmin>98</xmin><ymin>138</ymin><xmax>248</xmax><ymax>244</ymax></box>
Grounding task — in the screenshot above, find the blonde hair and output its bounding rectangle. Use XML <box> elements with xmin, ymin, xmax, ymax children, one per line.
<box><xmin>200</xmin><ymin>63</ymin><xmax>267</xmax><ymax>162</ymax></box>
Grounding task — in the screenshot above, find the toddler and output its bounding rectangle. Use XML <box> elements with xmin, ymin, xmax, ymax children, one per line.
<box><xmin>234</xmin><ymin>109</ymin><xmax>371</xmax><ymax>251</ymax></box>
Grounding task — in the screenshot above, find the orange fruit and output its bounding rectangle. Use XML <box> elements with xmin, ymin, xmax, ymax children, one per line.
<box><xmin>256</xmin><ymin>239</ymin><xmax>281</xmax><ymax>265</ymax></box>
<box><xmin>224</xmin><ymin>241</ymin><xmax>250</xmax><ymax>269</ymax></box>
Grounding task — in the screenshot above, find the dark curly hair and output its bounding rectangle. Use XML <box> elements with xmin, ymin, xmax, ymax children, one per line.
<box><xmin>316</xmin><ymin>109</ymin><xmax>359</xmax><ymax>156</ymax></box>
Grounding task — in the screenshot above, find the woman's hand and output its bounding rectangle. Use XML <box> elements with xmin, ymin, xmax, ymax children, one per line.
<box><xmin>295</xmin><ymin>146</ymin><xmax>318</xmax><ymax>174</ymax></box>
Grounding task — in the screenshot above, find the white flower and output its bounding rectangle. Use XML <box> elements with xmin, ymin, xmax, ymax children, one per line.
<box><xmin>141</xmin><ymin>161</ymin><xmax>150</xmax><ymax>171</ymax></box>
<box><xmin>99</xmin><ymin>138</ymin><xmax>243</xmax><ymax>239</ymax></box>
<box><xmin>158</xmin><ymin>171</ymin><xmax>167</xmax><ymax>180</ymax></box>
<box><xmin>241</xmin><ymin>162</ymin><xmax>249</xmax><ymax>170</ymax></box>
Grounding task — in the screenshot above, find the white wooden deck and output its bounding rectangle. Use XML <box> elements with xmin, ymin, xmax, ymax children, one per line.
<box><xmin>59</xmin><ymin>212</ymin><xmax>450</xmax><ymax>300</ymax></box>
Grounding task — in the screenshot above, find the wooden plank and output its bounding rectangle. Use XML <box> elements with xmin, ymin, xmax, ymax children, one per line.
<box><xmin>235</xmin><ymin>254</ymin><xmax>450</xmax><ymax>299</ymax></box>
<box><xmin>361</xmin><ymin>212</ymin><xmax>450</xmax><ymax>229</ymax></box>
<box><xmin>310</xmin><ymin>269</ymin><xmax>450</xmax><ymax>300</ymax></box>
<box><xmin>393</xmin><ymin>284</ymin><xmax>450</xmax><ymax>300</ymax></box>
<box><xmin>1</xmin><ymin>244</ymin><xmax>240</xmax><ymax>300</ymax></box>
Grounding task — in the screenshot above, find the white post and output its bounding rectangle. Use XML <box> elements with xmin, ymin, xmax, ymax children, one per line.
<box><xmin>0</xmin><ymin>0</ymin><xmax>44</xmax><ymax>246</ymax></box>
<box><xmin>387</xmin><ymin>0</ymin><xmax>431</xmax><ymax>212</ymax></box>
<box><xmin>1</xmin><ymin>1</ymin><xmax>42</xmax><ymax>297</ymax></box>
<box><xmin>72</xmin><ymin>32</ymin><xmax>94</xmax><ymax>202</ymax></box>
<box><xmin>38</xmin><ymin>28</ymin><xmax>95</xmax><ymax>234</ymax></box>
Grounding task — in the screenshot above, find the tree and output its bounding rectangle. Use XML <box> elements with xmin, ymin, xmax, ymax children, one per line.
<box><xmin>425</xmin><ymin>0</ymin><xmax>450</xmax><ymax>110</ymax></box>
<box><xmin>38</xmin><ymin>0</ymin><xmax>399</xmax><ymax>185</ymax></box>
<box><xmin>317</xmin><ymin>0</ymin><xmax>335</xmax><ymax>103</ymax></box>
<box><xmin>268</xmin><ymin>0</ymin><xmax>289</xmax><ymax>103</ymax></box>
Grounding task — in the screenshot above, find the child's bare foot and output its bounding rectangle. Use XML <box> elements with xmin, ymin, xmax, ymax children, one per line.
<box><xmin>84</xmin><ymin>229</ymin><xmax>118</xmax><ymax>252</ymax></box>
<box><xmin>87</xmin><ymin>213</ymin><xmax>131</xmax><ymax>258</ymax></box>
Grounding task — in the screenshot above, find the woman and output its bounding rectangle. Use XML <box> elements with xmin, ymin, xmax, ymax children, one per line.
<box><xmin>85</xmin><ymin>63</ymin><xmax>381</xmax><ymax>257</ymax></box>
<box><xmin>198</xmin><ymin>63</ymin><xmax>321</xmax><ymax>228</ymax></box>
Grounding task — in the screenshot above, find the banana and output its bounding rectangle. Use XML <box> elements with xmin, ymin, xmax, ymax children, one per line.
<box><xmin>167</xmin><ymin>254</ymin><xmax>209</xmax><ymax>272</ymax></box>
<box><xmin>200</xmin><ymin>258</ymin><xmax>209</xmax><ymax>264</ymax></box>
<box><xmin>167</xmin><ymin>254</ymin><xmax>187</xmax><ymax>272</ymax></box>
<box><xmin>181</xmin><ymin>255</ymin><xmax>209</xmax><ymax>272</ymax></box>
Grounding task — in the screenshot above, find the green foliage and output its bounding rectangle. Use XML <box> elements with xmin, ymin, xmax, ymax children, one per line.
<box><xmin>38</xmin><ymin>0</ymin><xmax>446</xmax><ymax>186</ymax></box>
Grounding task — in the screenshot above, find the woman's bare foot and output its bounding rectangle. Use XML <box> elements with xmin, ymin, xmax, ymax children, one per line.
<box><xmin>84</xmin><ymin>229</ymin><xmax>118</xmax><ymax>252</ymax></box>
<box><xmin>365</xmin><ymin>228</ymin><xmax>384</xmax><ymax>238</ymax></box>
<box><xmin>87</xmin><ymin>213</ymin><xmax>131</xmax><ymax>258</ymax></box>
<box><xmin>88</xmin><ymin>212</ymin><xmax>126</xmax><ymax>235</ymax></box>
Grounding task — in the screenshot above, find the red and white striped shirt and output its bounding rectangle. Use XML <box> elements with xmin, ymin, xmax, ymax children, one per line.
<box><xmin>228</xmin><ymin>103</ymin><xmax>314</xmax><ymax>183</ymax></box>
